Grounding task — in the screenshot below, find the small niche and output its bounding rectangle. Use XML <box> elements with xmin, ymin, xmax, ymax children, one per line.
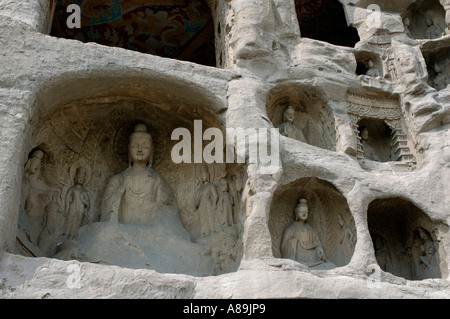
<box><xmin>355</xmin><ymin>51</ymin><xmax>383</xmax><ymax>78</ymax></box>
<box><xmin>368</xmin><ymin>198</ymin><xmax>445</xmax><ymax>280</ymax></box>
<box><xmin>403</xmin><ymin>0</ymin><xmax>447</xmax><ymax>39</ymax></box>
<box><xmin>423</xmin><ymin>46</ymin><xmax>450</xmax><ymax>91</ymax></box>
<box><xmin>357</xmin><ymin>119</ymin><xmax>393</xmax><ymax>162</ymax></box>
<box><xmin>269</xmin><ymin>178</ymin><xmax>356</xmax><ymax>269</ymax></box>
<box><xmin>347</xmin><ymin>93</ymin><xmax>417</xmax><ymax>169</ymax></box>
<box><xmin>267</xmin><ymin>84</ymin><xmax>336</xmax><ymax>152</ymax></box>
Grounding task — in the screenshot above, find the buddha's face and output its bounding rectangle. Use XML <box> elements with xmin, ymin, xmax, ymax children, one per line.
<box><xmin>361</xmin><ymin>128</ymin><xmax>369</xmax><ymax>140</ymax></box>
<box><xmin>295</xmin><ymin>207</ymin><xmax>308</xmax><ymax>221</ymax></box>
<box><xmin>201</xmin><ymin>170</ymin><xmax>209</xmax><ymax>182</ymax></box>
<box><xmin>75</xmin><ymin>168</ymin><xmax>86</xmax><ymax>185</ymax></box>
<box><xmin>27</xmin><ymin>158</ymin><xmax>41</xmax><ymax>175</ymax></box>
<box><xmin>129</xmin><ymin>136</ymin><xmax>152</xmax><ymax>164</ymax></box>
<box><xmin>435</xmin><ymin>63</ymin><xmax>441</xmax><ymax>73</ymax></box>
<box><xmin>284</xmin><ymin>109</ymin><xmax>295</xmax><ymax>123</ymax></box>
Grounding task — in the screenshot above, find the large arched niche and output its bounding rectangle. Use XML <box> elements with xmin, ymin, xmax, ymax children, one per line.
<box><xmin>266</xmin><ymin>83</ymin><xmax>336</xmax><ymax>152</ymax></box>
<box><xmin>31</xmin><ymin>70</ymin><xmax>227</xmax><ymax>128</ymax></box>
<box><xmin>15</xmin><ymin>77</ymin><xmax>245</xmax><ymax>277</ymax></box>
<box><xmin>368</xmin><ymin>197</ymin><xmax>448</xmax><ymax>280</ymax></box>
<box><xmin>268</xmin><ymin>178</ymin><xmax>356</xmax><ymax>269</ymax></box>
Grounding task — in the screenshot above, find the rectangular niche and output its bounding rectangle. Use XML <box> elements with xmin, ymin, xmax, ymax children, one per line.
<box><xmin>346</xmin><ymin>93</ymin><xmax>417</xmax><ymax>170</ymax></box>
<box><xmin>421</xmin><ymin>44</ymin><xmax>450</xmax><ymax>92</ymax></box>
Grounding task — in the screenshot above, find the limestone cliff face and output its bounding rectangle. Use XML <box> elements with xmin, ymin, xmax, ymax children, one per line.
<box><xmin>0</xmin><ymin>0</ymin><xmax>449</xmax><ymax>299</ymax></box>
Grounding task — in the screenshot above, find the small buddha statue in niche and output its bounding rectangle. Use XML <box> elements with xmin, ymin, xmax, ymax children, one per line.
<box><xmin>433</xmin><ymin>62</ymin><xmax>449</xmax><ymax>91</ymax></box>
<box><xmin>100</xmin><ymin>124</ymin><xmax>176</xmax><ymax>225</ymax></box>
<box><xmin>366</xmin><ymin>60</ymin><xmax>382</xmax><ymax>79</ymax></box>
<box><xmin>280</xmin><ymin>199</ymin><xmax>331</xmax><ymax>268</ymax></box>
<box><xmin>425</xmin><ymin>16</ymin><xmax>444</xmax><ymax>39</ymax></box>
<box><xmin>278</xmin><ymin>106</ymin><xmax>306</xmax><ymax>143</ymax></box>
<box><xmin>360</xmin><ymin>127</ymin><xmax>380</xmax><ymax>162</ymax></box>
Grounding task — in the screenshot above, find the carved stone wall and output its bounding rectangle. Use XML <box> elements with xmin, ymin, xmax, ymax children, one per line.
<box><xmin>0</xmin><ymin>0</ymin><xmax>449</xmax><ymax>299</ymax></box>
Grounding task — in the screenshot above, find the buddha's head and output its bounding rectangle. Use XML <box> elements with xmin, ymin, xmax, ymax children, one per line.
<box><xmin>128</xmin><ymin>124</ymin><xmax>154</xmax><ymax>166</ymax></box>
<box><xmin>434</xmin><ymin>63</ymin><xmax>442</xmax><ymax>74</ymax></box>
<box><xmin>25</xmin><ymin>149</ymin><xmax>44</xmax><ymax>176</ymax></box>
<box><xmin>75</xmin><ymin>166</ymin><xmax>86</xmax><ymax>186</ymax></box>
<box><xmin>200</xmin><ymin>165</ymin><xmax>210</xmax><ymax>183</ymax></box>
<box><xmin>219</xmin><ymin>178</ymin><xmax>229</xmax><ymax>192</ymax></box>
<box><xmin>361</xmin><ymin>127</ymin><xmax>369</xmax><ymax>141</ymax></box>
<box><xmin>295</xmin><ymin>199</ymin><xmax>308</xmax><ymax>222</ymax></box>
<box><xmin>283</xmin><ymin>106</ymin><xmax>296</xmax><ymax>124</ymax></box>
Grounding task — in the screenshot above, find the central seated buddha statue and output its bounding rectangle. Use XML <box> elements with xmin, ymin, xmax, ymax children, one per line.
<box><xmin>100</xmin><ymin>123</ymin><xmax>175</xmax><ymax>225</ymax></box>
<box><xmin>55</xmin><ymin>124</ymin><xmax>215</xmax><ymax>276</ymax></box>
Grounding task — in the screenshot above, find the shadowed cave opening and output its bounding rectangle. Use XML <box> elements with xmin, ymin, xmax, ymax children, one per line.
<box><xmin>368</xmin><ymin>197</ymin><xmax>445</xmax><ymax>280</ymax></box>
<box><xmin>295</xmin><ymin>0</ymin><xmax>361</xmax><ymax>47</ymax></box>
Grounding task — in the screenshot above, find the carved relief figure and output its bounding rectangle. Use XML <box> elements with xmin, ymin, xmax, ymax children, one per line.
<box><xmin>218</xmin><ymin>179</ymin><xmax>235</xmax><ymax>227</ymax></box>
<box><xmin>100</xmin><ymin>124</ymin><xmax>175</xmax><ymax>225</ymax></box>
<box><xmin>338</xmin><ymin>214</ymin><xmax>356</xmax><ymax>260</ymax></box>
<box><xmin>20</xmin><ymin>149</ymin><xmax>58</xmax><ymax>245</ymax></box>
<box><xmin>416</xmin><ymin>227</ymin><xmax>437</xmax><ymax>272</ymax></box>
<box><xmin>403</xmin><ymin>17</ymin><xmax>412</xmax><ymax>37</ymax></box>
<box><xmin>193</xmin><ymin>165</ymin><xmax>219</xmax><ymax>238</ymax></box>
<box><xmin>278</xmin><ymin>106</ymin><xmax>306</xmax><ymax>143</ymax></box>
<box><xmin>373</xmin><ymin>234</ymin><xmax>392</xmax><ymax>272</ymax></box>
<box><xmin>366</xmin><ymin>60</ymin><xmax>381</xmax><ymax>79</ymax></box>
<box><xmin>425</xmin><ymin>16</ymin><xmax>444</xmax><ymax>39</ymax></box>
<box><xmin>433</xmin><ymin>62</ymin><xmax>449</xmax><ymax>91</ymax></box>
<box><xmin>233</xmin><ymin>171</ymin><xmax>244</xmax><ymax>197</ymax></box>
<box><xmin>387</xmin><ymin>56</ymin><xmax>398</xmax><ymax>82</ymax></box>
<box><xmin>446</xmin><ymin>7</ymin><xmax>450</xmax><ymax>34</ymax></box>
<box><xmin>64</xmin><ymin>166</ymin><xmax>90</xmax><ymax>239</ymax></box>
<box><xmin>280</xmin><ymin>199</ymin><xmax>328</xmax><ymax>267</ymax></box>
<box><xmin>360</xmin><ymin>127</ymin><xmax>380</xmax><ymax>162</ymax></box>
<box><xmin>398</xmin><ymin>52</ymin><xmax>419</xmax><ymax>75</ymax></box>
<box><xmin>37</xmin><ymin>201</ymin><xmax>65</xmax><ymax>257</ymax></box>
